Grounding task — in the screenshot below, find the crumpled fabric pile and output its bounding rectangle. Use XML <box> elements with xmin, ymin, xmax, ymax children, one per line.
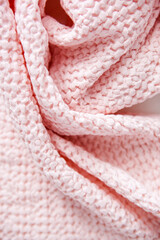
<box><xmin>0</xmin><ymin>0</ymin><xmax>160</xmax><ymax>239</ymax></box>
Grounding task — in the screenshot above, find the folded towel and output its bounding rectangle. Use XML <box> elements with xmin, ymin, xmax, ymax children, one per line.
<box><xmin>0</xmin><ymin>0</ymin><xmax>160</xmax><ymax>239</ymax></box>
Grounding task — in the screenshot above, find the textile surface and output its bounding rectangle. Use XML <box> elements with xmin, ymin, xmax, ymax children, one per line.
<box><xmin>0</xmin><ymin>0</ymin><xmax>160</xmax><ymax>239</ymax></box>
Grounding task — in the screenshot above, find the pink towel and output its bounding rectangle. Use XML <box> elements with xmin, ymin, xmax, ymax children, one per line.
<box><xmin>0</xmin><ymin>0</ymin><xmax>160</xmax><ymax>239</ymax></box>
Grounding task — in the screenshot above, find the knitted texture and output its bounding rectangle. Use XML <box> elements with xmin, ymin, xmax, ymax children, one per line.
<box><xmin>0</xmin><ymin>0</ymin><xmax>160</xmax><ymax>239</ymax></box>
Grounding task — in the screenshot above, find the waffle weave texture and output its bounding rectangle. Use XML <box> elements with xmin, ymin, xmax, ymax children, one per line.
<box><xmin>0</xmin><ymin>0</ymin><xmax>160</xmax><ymax>239</ymax></box>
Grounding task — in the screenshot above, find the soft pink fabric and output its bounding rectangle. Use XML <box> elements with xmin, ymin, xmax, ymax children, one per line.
<box><xmin>0</xmin><ymin>0</ymin><xmax>160</xmax><ymax>239</ymax></box>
